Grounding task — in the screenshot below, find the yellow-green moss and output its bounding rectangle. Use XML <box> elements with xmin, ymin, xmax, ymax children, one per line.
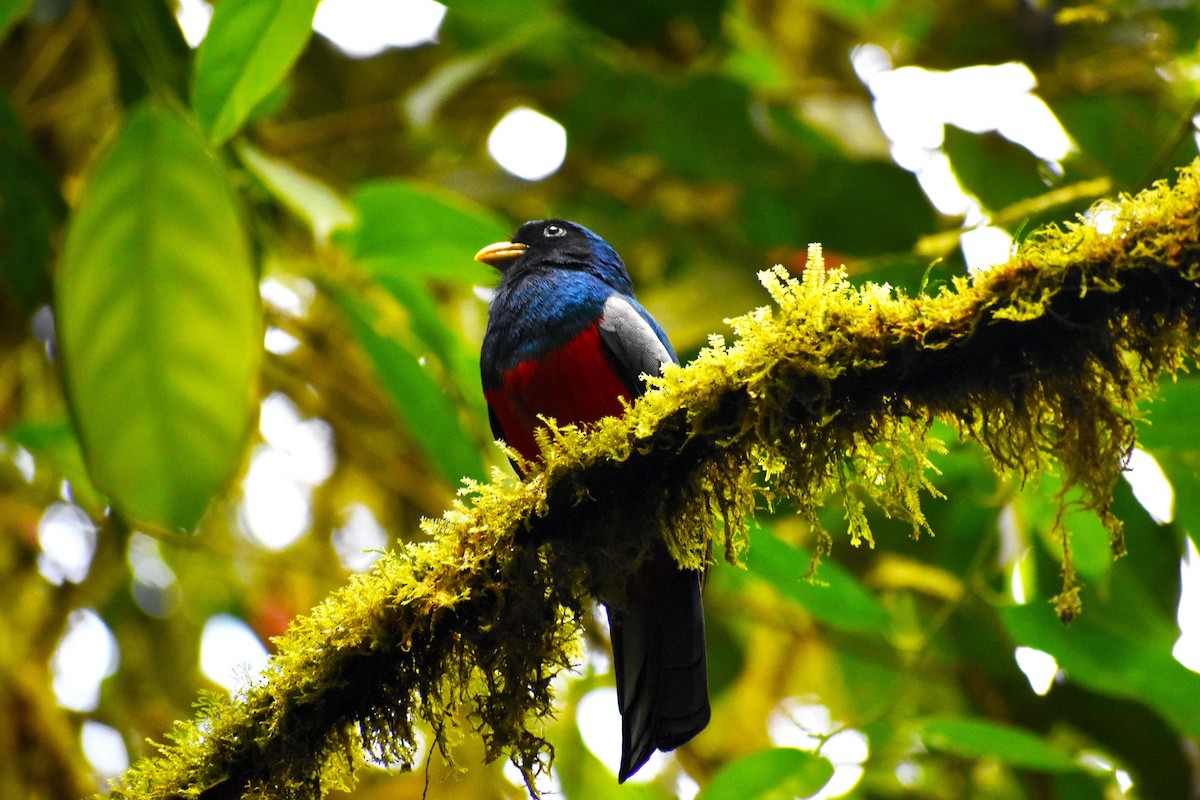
<box><xmin>111</xmin><ymin>162</ymin><xmax>1200</xmax><ymax>799</ymax></box>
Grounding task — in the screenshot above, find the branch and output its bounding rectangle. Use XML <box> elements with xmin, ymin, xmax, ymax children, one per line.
<box><xmin>109</xmin><ymin>162</ymin><xmax>1200</xmax><ymax>799</ymax></box>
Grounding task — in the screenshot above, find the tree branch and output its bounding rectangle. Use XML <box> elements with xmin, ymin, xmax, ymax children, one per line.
<box><xmin>110</xmin><ymin>162</ymin><xmax>1200</xmax><ymax>799</ymax></box>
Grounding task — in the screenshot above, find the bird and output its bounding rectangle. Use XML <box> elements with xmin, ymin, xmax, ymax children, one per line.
<box><xmin>476</xmin><ymin>219</ymin><xmax>710</xmax><ymax>782</ymax></box>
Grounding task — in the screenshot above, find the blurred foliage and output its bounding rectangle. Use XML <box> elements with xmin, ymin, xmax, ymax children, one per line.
<box><xmin>1</xmin><ymin>0</ymin><xmax>1199</xmax><ymax>799</ymax></box>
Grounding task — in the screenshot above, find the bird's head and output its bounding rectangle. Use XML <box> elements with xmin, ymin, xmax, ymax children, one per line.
<box><xmin>475</xmin><ymin>219</ymin><xmax>633</xmax><ymax>293</ymax></box>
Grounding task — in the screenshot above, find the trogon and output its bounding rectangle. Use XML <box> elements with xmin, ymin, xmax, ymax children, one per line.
<box><xmin>476</xmin><ymin>219</ymin><xmax>710</xmax><ymax>782</ymax></box>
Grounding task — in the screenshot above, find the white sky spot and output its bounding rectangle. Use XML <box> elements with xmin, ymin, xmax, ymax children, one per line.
<box><xmin>260</xmin><ymin>392</ymin><xmax>336</xmax><ymax>485</ymax></box>
<box><xmin>853</xmin><ymin>44</ymin><xmax>1075</xmax><ymax>270</ymax></box>
<box><xmin>996</xmin><ymin>503</ymin><xmax>1023</xmax><ymax>565</ymax></box>
<box><xmin>52</xmin><ymin>608</ymin><xmax>119</xmax><ymax>712</ymax></box>
<box><xmin>501</xmin><ymin>757</ymin><xmax>562</xmax><ymax>796</ymax></box>
<box><xmin>960</xmin><ymin>226</ymin><xmax>1014</xmax><ymax>272</ymax></box>
<box><xmin>37</xmin><ymin>502</ymin><xmax>98</xmax><ymax>585</ymax></box>
<box><xmin>768</xmin><ymin>697</ymin><xmax>867</xmax><ymax>799</ymax></box>
<box><xmin>576</xmin><ymin>687</ymin><xmax>667</xmax><ymax>782</ymax></box>
<box><xmin>200</xmin><ymin>614</ymin><xmax>270</xmax><ymax>693</ymax></box>
<box><xmin>895</xmin><ymin>760</ymin><xmax>922</xmax><ymax>787</ymax></box>
<box><xmin>332</xmin><ymin>504</ymin><xmax>388</xmax><ymax>571</ymax></box>
<box><xmin>240</xmin><ymin>394</ymin><xmax>336</xmax><ymax>549</ymax></box>
<box><xmin>587</xmin><ymin>605</ymin><xmax>613</xmax><ymax>674</ymax></box>
<box><xmin>1174</xmin><ymin>538</ymin><xmax>1200</xmax><ymax>672</ymax></box>
<box><xmin>175</xmin><ymin>0</ymin><xmax>212</xmax><ymax>48</ymax></box>
<box><xmin>675</xmin><ymin>770</ymin><xmax>701</xmax><ymax>800</ymax></box>
<box><xmin>260</xmin><ymin>276</ymin><xmax>316</xmax><ymax>318</ymax></box>
<box><xmin>127</xmin><ymin>532</ymin><xmax>176</xmax><ymax>590</ymax></box>
<box><xmin>487</xmin><ymin>107</ymin><xmax>568</xmax><ymax>182</ymax></box>
<box><xmin>261</xmin><ymin>277</ymin><xmax>312</xmax><ymax>355</ymax></box>
<box><xmin>911</xmin><ymin>151</ymin><xmax>981</xmax><ymax>220</ymax></box>
<box><xmin>1079</xmin><ymin>751</ymin><xmax>1134</xmax><ymax>794</ymax></box>
<box><xmin>1014</xmin><ymin>646</ymin><xmax>1059</xmax><ymax>695</ymax></box>
<box><xmin>314</xmin><ymin>0</ymin><xmax>447</xmax><ymax>58</ymax></box>
<box><xmin>81</xmin><ymin>720</ymin><xmax>130</xmax><ymax>781</ymax></box>
<box><xmin>1116</xmin><ymin>768</ymin><xmax>1134</xmax><ymax>794</ymax></box>
<box><xmin>1087</xmin><ymin>202</ymin><xmax>1121</xmax><ymax>235</ymax></box>
<box><xmin>1123</xmin><ymin>447</ymin><xmax>1174</xmax><ymax>525</ymax></box>
<box><xmin>1010</xmin><ymin>553</ymin><xmax>1030</xmax><ymax>605</ymax></box>
<box><xmin>127</xmin><ymin>532</ymin><xmax>180</xmax><ymax>618</ymax></box>
<box><xmin>14</xmin><ymin>446</ymin><xmax>35</xmax><ymax>482</ymax></box>
<box><xmin>265</xmin><ymin>327</ymin><xmax>302</xmax><ymax>355</ymax></box>
<box><xmin>240</xmin><ymin>446</ymin><xmax>313</xmax><ymax>550</ymax></box>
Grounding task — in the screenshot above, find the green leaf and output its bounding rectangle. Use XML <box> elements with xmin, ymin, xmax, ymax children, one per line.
<box><xmin>0</xmin><ymin>90</ymin><xmax>64</xmax><ymax>318</ymax></box>
<box><xmin>336</xmin><ymin>290</ymin><xmax>484</xmax><ymax>485</ymax></box>
<box><xmin>1001</xmin><ymin>603</ymin><xmax>1200</xmax><ymax>736</ymax></box>
<box><xmin>1054</xmin><ymin>93</ymin><xmax>1190</xmax><ymax>189</ymax></box>
<box><xmin>236</xmin><ymin>141</ymin><xmax>353</xmax><ymax>242</ymax></box>
<box><xmin>809</xmin><ymin>0</ymin><xmax>893</xmax><ymax>25</ymax></box>
<box><xmin>336</xmin><ymin>180</ymin><xmax>510</xmax><ymax>284</ymax></box>
<box><xmin>57</xmin><ymin>101</ymin><xmax>260</xmax><ymax>530</ymax></box>
<box><xmin>699</xmin><ymin>747</ymin><xmax>834</xmax><ymax>800</ymax></box>
<box><xmin>1136</xmin><ymin>377</ymin><xmax>1200</xmax><ymax>451</ymax></box>
<box><xmin>191</xmin><ymin>0</ymin><xmax>319</xmax><ymax>146</ymax></box>
<box><xmin>0</xmin><ymin>0</ymin><xmax>31</xmax><ymax>45</ymax></box>
<box><xmin>919</xmin><ymin>716</ymin><xmax>1079</xmax><ymax>772</ymax></box>
<box><xmin>95</xmin><ymin>0</ymin><xmax>191</xmax><ymax>103</ymax></box>
<box><xmin>944</xmin><ymin>127</ymin><xmax>1054</xmax><ymax>213</ymax></box>
<box><xmin>746</xmin><ymin>526</ymin><xmax>892</xmax><ymax>634</ymax></box>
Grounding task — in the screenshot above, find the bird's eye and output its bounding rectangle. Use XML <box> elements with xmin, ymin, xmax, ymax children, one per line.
<box><xmin>544</xmin><ymin>224</ymin><xmax>566</xmax><ymax>238</ymax></box>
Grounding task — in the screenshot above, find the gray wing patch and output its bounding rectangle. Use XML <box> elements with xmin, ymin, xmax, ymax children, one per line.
<box><xmin>599</xmin><ymin>294</ymin><xmax>675</xmax><ymax>396</ymax></box>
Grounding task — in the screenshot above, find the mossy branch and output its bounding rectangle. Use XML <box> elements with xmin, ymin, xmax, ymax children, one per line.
<box><xmin>110</xmin><ymin>162</ymin><xmax>1200</xmax><ymax>799</ymax></box>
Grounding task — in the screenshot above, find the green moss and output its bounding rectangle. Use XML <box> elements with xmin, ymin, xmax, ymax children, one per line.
<box><xmin>110</xmin><ymin>161</ymin><xmax>1200</xmax><ymax>799</ymax></box>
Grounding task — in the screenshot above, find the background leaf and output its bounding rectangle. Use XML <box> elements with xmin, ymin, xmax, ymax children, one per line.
<box><xmin>236</xmin><ymin>140</ymin><xmax>353</xmax><ymax>242</ymax></box>
<box><xmin>335</xmin><ymin>289</ymin><xmax>485</xmax><ymax>486</ymax></box>
<box><xmin>918</xmin><ymin>716</ymin><xmax>1080</xmax><ymax>773</ymax></box>
<box><xmin>744</xmin><ymin>524</ymin><xmax>892</xmax><ymax>635</ymax></box>
<box><xmin>699</xmin><ymin>747</ymin><xmax>834</xmax><ymax>800</ymax></box>
<box><xmin>335</xmin><ymin>179</ymin><xmax>510</xmax><ymax>284</ymax></box>
<box><xmin>191</xmin><ymin>0</ymin><xmax>320</xmax><ymax>145</ymax></box>
<box><xmin>0</xmin><ymin>0</ymin><xmax>30</xmax><ymax>45</ymax></box>
<box><xmin>56</xmin><ymin>101</ymin><xmax>260</xmax><ymax>530</ymax></box>
<box><xmin>1001</xmin><ymin>602</ymin><xmax>1200</xmax><ymax>736</ymax></box>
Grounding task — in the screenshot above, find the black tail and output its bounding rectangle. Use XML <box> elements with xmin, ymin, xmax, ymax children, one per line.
<box><xmin>607</xmin><ymin>542</ymin><xmax>710</xmax><ymax>782</ymax></box>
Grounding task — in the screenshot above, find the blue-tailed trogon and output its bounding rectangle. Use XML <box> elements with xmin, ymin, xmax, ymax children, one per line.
<box><xmin>476</xmin><ymin>219</ymin><xmax>710</xmax><ymax>782</ymax></box>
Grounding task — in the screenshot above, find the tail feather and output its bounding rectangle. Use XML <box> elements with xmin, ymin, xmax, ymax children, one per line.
<box><xmin>608</xmin><ymin>542</ymin><xmax>710</xmax><ymax>783</ymax></box>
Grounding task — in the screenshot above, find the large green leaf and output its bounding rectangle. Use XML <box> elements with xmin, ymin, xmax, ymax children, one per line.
<box><xmin>919</xmin><ymin>716</ymin><xmax>1079</xmax><ymax>772</ymax></box>
<box><xmin>336</xmin><ymin>180</ymin><xmax>510</xmax><ymax>284</ymax></box>
<box><xmin>336</xmin><ymin>290</ymin><xmax>484</xmax><ymax>486</ymax></box>
<box><xmin>745</xmin><ymin>526</ymin><xmax>892</xmax><ymax>635</ymax></box>
<box><xmin>57</xmin><ymin>101</ymin><xmax>260</xmax><ymax>530</ymax></box>
<box><xmin>699</xmin><ymin>747</ymin><xmax>834</xmax><ymax>800</ymax></box>
<box><xmin>191</xmin><ymin>0</ymin><xmax>319</xmax><ymax>146</ymax></box>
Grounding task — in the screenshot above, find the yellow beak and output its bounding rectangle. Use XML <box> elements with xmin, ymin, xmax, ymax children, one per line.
<box><xmin>474</xmin><ymin>240</ymin><xmax>528</xmax><ymax>265</ymax></box>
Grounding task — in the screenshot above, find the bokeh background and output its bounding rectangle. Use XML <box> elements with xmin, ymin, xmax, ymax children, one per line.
<box><xmin>2</xmin><ymin>1</ymin><xmax>1200</xmax><ymax>798</ymax></box>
